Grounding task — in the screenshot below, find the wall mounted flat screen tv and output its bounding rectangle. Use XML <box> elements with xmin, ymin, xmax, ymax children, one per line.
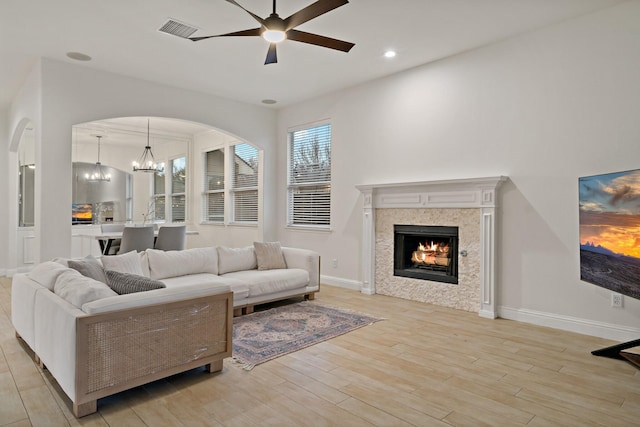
<box><xmin>579</xmin><ymin>168</ymin><xmax>640</xmax><ymax>299</ymax></box>
<box><xmin>72</xmin><ymin>203</ymin><xmax>93</xmax><ymax>225</ymax></box>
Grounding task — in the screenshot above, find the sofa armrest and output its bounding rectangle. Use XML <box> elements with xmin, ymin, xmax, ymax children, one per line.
<box><xmin>34</xmin><ymin>289</ymin><xmax>85</xmax><ymax>402</ymax></box>
<box><xmin>12</xmin><ymin>273</ymin><xmax>46</xmax><ymax>350</ymax></box>
<box><xmin>74</xmin><ymin>290</ymin><xmax>233</xmax><ymax>416</ymax></box>
<box><xmin>281</xmin><ymin>247</ymin><xmax>320</xmax><ymax>289</ymax></box>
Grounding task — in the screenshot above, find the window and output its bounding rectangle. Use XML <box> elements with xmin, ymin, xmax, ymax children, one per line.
<box><xmin>232</xmin><ymin>144</ymin><xmax>259</xmax><ymax>223</ymax></box>
<box><xmin>152</xmin><ymin>169</ymin><xmax>166</xmax><ymax>221</ymax></box>
<box><xmin>287</xmin><ymin>123</ymin><xmax>331</xmax><ymax>228</ymax></box>
<box><xmin>170</xmin><ymin>157</ymin><xmax>186</xmax><ymax>222</ymax></box>
<box><xmin>203</xmin><ymin>149</ymin><xmax>224</xmax><ymax>222</ymax></box>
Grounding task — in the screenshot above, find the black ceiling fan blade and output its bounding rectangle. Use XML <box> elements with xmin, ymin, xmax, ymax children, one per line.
<box><xmin>265</xmin><ymin>43</ymin><xmax>278</xmax><ymax>64</ymax></box>
<box><xmin>287</xmin><ymin>29</ymin><xmax>354</xmax><ymax>52</ymax></box>
<box><xmin>225</xmin><ymin>0</ymin><xmax>266</xmax><ymax>26</ymax></box>
<box><xmin>284</xmin><ymin>0</ymin><xmax>349</xmax><ymax>31</ymax></box>
<box><xmin>189</xmin><ymin>27</ymin><xmax>262</xmax><ymax>41</ymax></box>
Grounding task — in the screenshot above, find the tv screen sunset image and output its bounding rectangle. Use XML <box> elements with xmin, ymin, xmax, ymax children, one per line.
<box><xmin>579</xmin><ymin>168</ymin><xmax>640</xmax><ymax>299</ymax></box>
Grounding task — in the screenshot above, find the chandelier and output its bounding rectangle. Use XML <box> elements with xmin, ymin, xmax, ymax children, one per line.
<box><xmin>133</xmin><ymin>119</ymin><xmax>164</xmax><ymax>173</ymax></box>
<box><xmin>86</xmin><ymin>135</ymin><xmax>111</xmax><ymax>182</ymax></box>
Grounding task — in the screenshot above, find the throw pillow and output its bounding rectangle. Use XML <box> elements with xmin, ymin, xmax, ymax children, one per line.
<box><xmin>104</xmin><ymin>270</ymin><xmax>166</xmax><ymax>295</ymax></box>
<box><xmin>101</xmin><ymin>250</ymin><xmax>145</xmax><ymax>276</ymax></box>
<box><xmin>27</xmin><ymin>261</ymin><xmax>71</xmax><ymax>291</ymax></box>
<box><xmin>253</xmin><ymin>241</ymin><xmax>287</xmax><ymax>270</ymax></box>
<box><xmin>54</xmin><ymin>269</ymin><xmax>118</xmax><ymax>308</ymax></box>
<box><xmin>217</xmin><ymin>246</ymin><xmax>257</xmax><ymax>275</ymax></box>
<box><xmin>68</xmin><ymin>255</ymin><xmax>108</xmax><ymax>284</ymax></box>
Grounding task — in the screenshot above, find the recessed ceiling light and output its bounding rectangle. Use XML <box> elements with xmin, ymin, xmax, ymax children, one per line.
<box><xmin>384</xmin><ymin>50</ymin><xmax>397</xmax><ymax>58</ymax></box>
<box><xmin>66</xmin><ymin>52</ymin><xmax>92</xmax><ymax>61</ymax></box>
<box><xmin>261</xmin><ymin>99</ymin><xmax>277</xmax><ymax>105</ymax></box>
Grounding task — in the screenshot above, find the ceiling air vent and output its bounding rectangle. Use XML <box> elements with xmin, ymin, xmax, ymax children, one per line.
<box><xmin>158</xmin><ymin>19</ymin><xmax>198</xmax><ymax>39</ymax></box>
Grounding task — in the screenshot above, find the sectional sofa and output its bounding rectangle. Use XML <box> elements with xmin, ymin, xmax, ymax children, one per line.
<box><xmin>11</xmin><ymin>243</ymin><xmax>320</xmax><ymax>417</ymax></box>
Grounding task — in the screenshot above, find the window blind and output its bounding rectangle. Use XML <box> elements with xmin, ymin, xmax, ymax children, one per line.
<box><xmin>203</xmin><ymin>149</ymin><xmax>224</xmax><ymax>222</ymax></box>
<box><xmin>152</xmin><ymin>170</ymin><xmax>165</xmax><ymax>221</ymax></box>
<box><xmin>232</xmin><ymin>144</ymin><xmax>258</xmax><ymax>223</ymax></box>
<box><xmin>170</xmin><ymin>157</ymin><xmax>186</xmax><ymax>222</ymax></box>
<box><xmin>288</xmin><ymin>123</ymin><xmax>331</xmax><ymax>227</ymax></box>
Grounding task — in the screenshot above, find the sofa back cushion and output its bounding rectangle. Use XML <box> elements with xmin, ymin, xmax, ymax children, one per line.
<box><xmin>53</xmin><ymin>269</ymin><xmax>118</xmax><ymax>308</ymax></box>
<box><xmin>27</xmin><ymin>261</ymin><xmax>72</xmax><ymax>291</ymax></box>
<box><xmin>217</xmin><ymin>246</ymin><xmax>257</xmax><ymax>275</ymax></box>
<box><xmin>101</xmin><ymin>250</ymin><xmax>146</xmax><ymax>276</ymax></box>
<box><xmin>146</xmin><ymin>247</ymin><xmax>218</xmax><ymax>280</ymax></box>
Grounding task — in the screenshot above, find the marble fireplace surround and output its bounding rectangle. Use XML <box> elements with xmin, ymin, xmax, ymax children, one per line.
<box><xmin>356</xmin><ymin>177</ymin><xmax>506</xmax><ymax>319</ymax></box>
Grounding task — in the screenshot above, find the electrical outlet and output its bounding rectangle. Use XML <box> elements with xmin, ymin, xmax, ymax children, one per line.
<box><xmin>611</xmin><ymin>292</ymin><xmax>623</xmax><ymax>308</ymax></box>
<box><xmin>332</xmin><ymin>258</ymin><xmax>338</xmax><ymax>268</ymax></box>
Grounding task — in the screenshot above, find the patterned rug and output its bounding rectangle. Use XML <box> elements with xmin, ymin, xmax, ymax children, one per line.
<box><xmin>232</xmin><ymin>301</ymin><xmax>383</xmax><ymax>370</ymax></box>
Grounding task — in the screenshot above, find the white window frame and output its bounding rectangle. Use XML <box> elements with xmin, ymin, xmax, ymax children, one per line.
<box><xmin>151</xmin><ymin>168</ymin><xmax>166</xmax><ymax>223</ymax></box>
<box><xmin>230</xmin><ymin>143</ymin><xmax>259</xmax><ymax>224</ymax></box>
<box><xmin>202</xmin><ymin>148</ymin><xmax>225</xmax><ymax>224</ymax></box>
<box><xmin>168</xmin><ymin>155</ymin><xmax>187</xmax><ymax>223</ymax></box>
<box><xmin>201</xmin><ymin>142</ymin><xmax>261</xmax><ymax>226</ymax></box>
<box><xmin>287</xmin><ymin>121</ymin><xmax>332</xmax><ymax>230</ymax></box>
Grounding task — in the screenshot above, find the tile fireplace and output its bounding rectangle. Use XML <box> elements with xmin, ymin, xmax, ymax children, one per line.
<box><xmin>356</xmin><ymin>177</ymin><xmax>506</xmax><ymax>318</ymax></box>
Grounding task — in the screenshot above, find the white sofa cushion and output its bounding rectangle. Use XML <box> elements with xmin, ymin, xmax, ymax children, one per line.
<box><xmin>159</xmin><ymin>273</ymin><xmax>250</xmax><ymax>300</ymax></box>
<box><xmin>81</xmin><ymin>283</ymin><xmax>231</xmax><ymax>314</ymax></box>
<box><xmin>53</xmin><ymin>269</ymin><xmax>118</xmax><ymax>308</ymax></box>
<box><xmin>217</xmin><ymin>246</ymin><xmax>257</xmax><ymax>274</ymax></box>
<box><xmin>254</xmin><ymin>241</ymin><xmax>287</xmax><ymax>270</ymax></box>
<box><xmin>147</xmin><ymin>247</ymin><xmax>218</xmax><ymax>279</ymax></box>
<box><xmin>27</xmin><ymin>261</ymin><xmax>71</xmax><ymax>291</ymax></box>
<box><xmin>221</xmin><ymin>268</ymin><xmax>309</xmax><ymax>297</ymax></box>
<box><xmin>101</xmin><ymin>250</ymin><xmax>145</xmax><ymax>276</ymax></box>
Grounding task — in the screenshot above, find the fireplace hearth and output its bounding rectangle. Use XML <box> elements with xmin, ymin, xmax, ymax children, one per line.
<box><xmin>394</xmin><ymin>225</ymin><xmax>459</xmax><ymax>284</ymax></box>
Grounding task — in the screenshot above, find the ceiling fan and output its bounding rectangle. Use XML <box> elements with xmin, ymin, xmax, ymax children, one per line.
<box><xmin>190</xmin><ymin>0</ymin><xmax>355</xmax><ymax>65</ymax></box>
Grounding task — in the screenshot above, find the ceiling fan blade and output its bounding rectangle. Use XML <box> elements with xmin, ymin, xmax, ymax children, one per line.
<box><xmin>283</xmin><ymin>0</ymin><xmax>349</xmax><ymax>31</ymax></box>
<box><xmin>287</xmin><ymin>29</ymin><xmax>354</xmax><ymax>52</ymax></box>
<box><xmin>189</xmin><ymin>27</ymin><xmax>262</xmax><ymax>41</ymax></box>
<box><xmin>265</xmin><ymin>43</ymin><xmax>278</xmax><ymax>65</ymax></box>
<box><xmin>225</xmin><ymin>0</ymin><xmax>266</xmax><ymax>26</ymax></box>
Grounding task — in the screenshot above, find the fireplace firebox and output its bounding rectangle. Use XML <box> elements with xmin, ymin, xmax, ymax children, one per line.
<box><xmin>394</xmin><ymin>225</ymin><xmax>459</xmax><ymax>284</ymax></box>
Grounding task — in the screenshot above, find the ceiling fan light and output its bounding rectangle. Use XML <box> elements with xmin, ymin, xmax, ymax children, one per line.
<box><xmin>262</xmin><ymin>30</ymin><xmax>286</xmax><ymax>43</ymax></box>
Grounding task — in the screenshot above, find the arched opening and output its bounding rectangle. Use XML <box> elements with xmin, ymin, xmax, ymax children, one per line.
<box><xmin>70</xmin><ymin>116</ymin><xmax>264</xmax><ymax>255</ymax></box>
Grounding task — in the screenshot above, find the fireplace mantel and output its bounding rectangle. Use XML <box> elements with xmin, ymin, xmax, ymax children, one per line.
<box><xmin>356</xmin><ymin>176</ymin><xmax>506</xmax><ymax>318</ymax></box>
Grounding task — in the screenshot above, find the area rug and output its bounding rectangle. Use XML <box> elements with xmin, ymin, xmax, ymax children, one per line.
<box><xmin>232</xmin><ymin>301</ymin><xmax>383</xmax><ymax>370</ymax></box>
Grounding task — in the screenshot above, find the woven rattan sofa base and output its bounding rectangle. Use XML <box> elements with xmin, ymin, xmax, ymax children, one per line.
<box><xmin>70</xmin><ymin>291</ymin><xmax>232</xmax><ymax>417</ymax></box>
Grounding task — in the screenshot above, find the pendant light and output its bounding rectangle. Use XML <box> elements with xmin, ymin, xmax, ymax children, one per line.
<box><xmin>86</xmin><ymin>135</ymin><xmax>111</xmax><ymax>182</ymax></box>
<box><xmin>133</xmin><ymin>119</ymin><xmax>164</xmax><ymax>173</ymax></box>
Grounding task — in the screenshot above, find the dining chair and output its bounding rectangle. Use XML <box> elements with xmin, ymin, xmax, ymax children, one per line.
<box><xmin>154</xmin><ymin>225</ymin><xmax>187</xmax><ymax>251</ymax></box>
<box><xmin>119</xmin><ymin>226</ymin><xmax>155</xmax><ymax>253</ymax></box>
<box><xmin>100</xmin><ymin>223</ymin><xmax>125</xmax><ymax>255</ymax></box>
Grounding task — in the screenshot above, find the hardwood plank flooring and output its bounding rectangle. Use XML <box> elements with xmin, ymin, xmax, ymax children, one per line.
<box><xmin>1</xmin><ymin>276</ymin><xmax>639</xmax><ymax>426</ymax></box>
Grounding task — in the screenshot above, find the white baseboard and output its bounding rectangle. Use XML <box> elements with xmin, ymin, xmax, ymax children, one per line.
<box><xmin>319</xmin><ymin>277</ymin><xmax>639</xmax><ymax>342</ymax></box>
<box><xmin>499</xmin><ymin>306</ymin><xmax>640</xmax><ymax>342</ymax></box>
<box><xmin>320</xmin><ymin>275</ymin><xmax>362</xmax><ymax>291</ymax></box>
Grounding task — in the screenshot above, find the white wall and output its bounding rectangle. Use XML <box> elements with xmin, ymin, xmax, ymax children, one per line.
<box><xmin>5</xmin><ymin>58</ymin><xmax>276</xmax><ymax>266</ymax></box>
<box><xmin>276</xmin><ymin>2</ymin><xmax>640</xmax><ymax>339</ymax></box>
<box><xmin>0</xmin><ymin>108</ymin><xmax>8</xmax><ymax>275</ymax></box>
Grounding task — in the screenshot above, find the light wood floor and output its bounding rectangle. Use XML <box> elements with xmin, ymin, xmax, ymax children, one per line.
<box><xmin>1</xmin><ymin>277</ymin><xmax>639</xmax><ymax>426</ymax></box>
